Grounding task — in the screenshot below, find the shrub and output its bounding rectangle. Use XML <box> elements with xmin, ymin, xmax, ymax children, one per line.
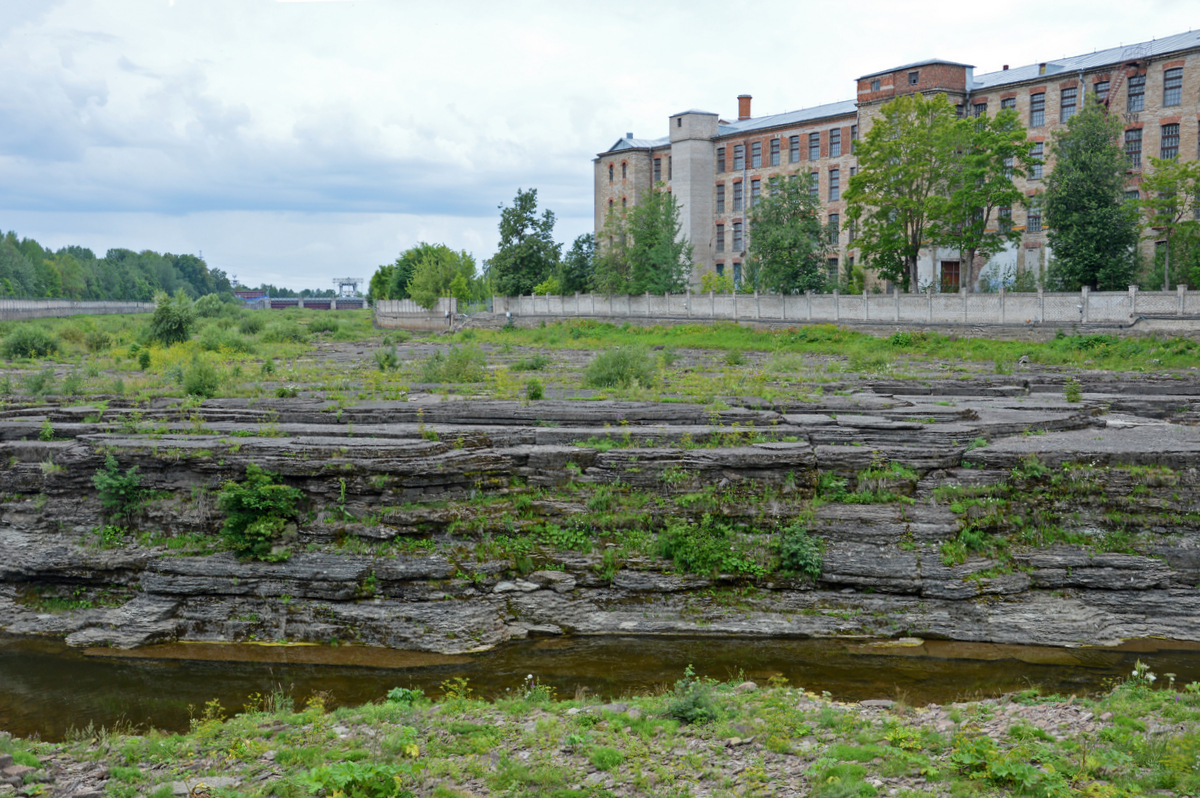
<box><xmin>197</xmin><ymin>327</ymin><xmax>255</xmax><ymax>354</ymax></box>
<box><xmin>2</xmin><ymin>326</ymin><xmax>59</xmax><ymax>359</ymax></box>
<box><xmin>23</xmin><ymin>367</ymin><xmax>55</xmax><ymax>396</ymax></box>
<box><xmin>308</xmin><ymin>317</ymin><xmax>340</xmax><ymax>334</ymax></box>
<box><xmin>193</xmin><ymin>294</ymin><xmax>227</xmax><ymax>318</ymax></box>
<box><xmin>1064</xmin><ymin>377</ymin><xmax>1082</xmax><ymax>403</ymax></box>
<box><xmin>237</xmin><ymin>315</ymin><xmax>265</xmax><ymax>335</ymax></box>
<box><xmin>375</xmin><ymin>346</ymin><xmax>400</xmax><ymax>372</ymax></box>
<box><xmin>60</xmin><ymin>371</ymin><xmax>83</xmax><ymax>396</ymax></box>
<box><xmin>92</xmin><ymin>454</ymin><xmax>144</xmax><ymax>521</ymax></box>
<box><xmin>778</xmin><ymin>523</ymin><xmax>823</xmax><ymax>580</ymax></box>
<box><xmin>656</xmin><ymin>515</ymin><xmax>764</xmax><ymax>578</ymax></box>
<box><xmin>218</xmin><ymin>464</ymin><xmax>303</xmax><ymax>560</ymax></box>
<box><xmin>583</xmin><ymin>346</ymin><xmax>653</xmax><ymax>389</ymax></box>
<box><xmin>525</xmin><ymin>378</ymin><xmax>544</xmax><ymax>401</ymax></box>
<box><xmin>419</xmin><ymin>345</ymin><xmax>487</xmax><ymax>383</ymax></box>
<box><xmin>665</xmin><ymin>665</ymin><xmax>718</xmax><ymax>724</ymax></box>
<box><xmin>182</xmin><ymin>358</ymin><xmax>221</xmax><ymax>398</ymax></box>
<box><xmin>512</xmin><ymin>354</ymin><xmax>550</xmax><ymax>371</ymax></box>
<box><xmin>83</xmin><ymin>330</ymin><xmax>112</xmax><ymax>352</ymax></box>
<box><xmin>137</xmin><ymin>349</ymin><xmax>151</xmax><ymax>371</ymax></box>
<box><xmin>262</xmin><ymin>321</ymin><xmax>308</xmax><ymax>344</ymax></box>
<box><xmin>147</xmin><ymin>291</ymin><xmax>195</xmax><ymax>345</ymax></box>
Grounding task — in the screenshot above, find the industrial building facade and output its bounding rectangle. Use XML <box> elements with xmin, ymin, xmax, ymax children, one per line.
<box><xmin>594</xmin><ymin>30</ymin><xmax>1200</xmax><ymax>291</ymax></box>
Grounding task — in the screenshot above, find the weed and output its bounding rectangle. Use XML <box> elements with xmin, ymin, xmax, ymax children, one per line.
<box><xmin>217</xmin><ymin>464</ymin><xmax>303</xmax><ymax>561</ymax></box>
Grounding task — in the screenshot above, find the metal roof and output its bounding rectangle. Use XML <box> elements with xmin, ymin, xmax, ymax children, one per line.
<box><xmin>600</xmin><ymin>136</ymin><xmax>669</xmax><ymax>154</ymax></box>
<box><xmin>974</xmin><ymin>29</ymin><xmax>1200</xmax><ymax>90</ymax></box>
<box><xmin>714</xmin><ymin>99</ymin><xmax>858</xmax><ymax>137</ymax></box>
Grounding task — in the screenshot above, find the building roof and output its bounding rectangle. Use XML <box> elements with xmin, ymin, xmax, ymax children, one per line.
<box><xmin>601</xmin><ymin>135</ymin><xmax>669</xmax><ymax>154</ymax></box>
<box><xmin>715</xmin><ymin>99</ymin><xmax>858</xmax><ymax>138</ymax></box>
<box><xmin>858</xmin><ymin>58</ymin><xmax>974</xmax><ymax>81</ymax></box>
<box><xmin>974</xmin><ymin>29</ymin><xmax>1200</xmax><ymax>90</ymax></box>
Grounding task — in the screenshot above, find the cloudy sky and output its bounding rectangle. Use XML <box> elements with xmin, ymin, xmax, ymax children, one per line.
<box><xmin>2</xmin><ymin>0</ymin><xmax>1197</xmax><ymax>290</ymax></box>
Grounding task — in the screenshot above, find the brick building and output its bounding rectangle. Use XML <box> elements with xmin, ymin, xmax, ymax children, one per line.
<box><xmin>594</xmin><ymin>30</ymin><xmax>1200</xmax><ymax>291</ymax></box>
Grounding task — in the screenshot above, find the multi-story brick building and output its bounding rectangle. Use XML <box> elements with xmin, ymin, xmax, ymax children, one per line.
<box><xmin>595</xmin><ymin>30</ymin><xmax>1200</xmax><ymax>291</ymax></box>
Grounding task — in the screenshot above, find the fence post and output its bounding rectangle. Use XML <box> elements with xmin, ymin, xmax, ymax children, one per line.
<box><xmin>733</xmin><ymin>292</ymin><xmax>739</xmax><ymax>321</ymax></box>
<box><xmin>687</xmin><ymin>289</ymin><xmax>692</xmax><ymax>319</ymax></box>
<box><xmin>710</xmin><ymin>290</ymin><xmax>715</xmax><ymax>318</ymax></box>
<box><xmin>754</xmin><ymin>290</ymin><xmax>760</xmax><ymax>320</ymax></box>
<box><xmin>1081</xmin><ymin>286</ymin><xmax>1090</xmax><ymax>324</ymax></box>
<box><xmin>1179</xmin><ymin>284</ymin><xmax>1187</xmax><ymax>316</ymax></box>
<box><xmin>1038</xmin><ymin>287</ymin><xmax>1045</xmax><ymax>324</ymax></box>
<box><xmin>806</xmin><ymin>290</ymin><xmax>812</xmax><ymax>321</ymax></box>
<box><xmin>927</xmin><ymin>287</ymin><xmax>932</xmax><ymax>323</ymax></box>
<box><xmin>894</xmin><ymin>286</ymin><xmax>900</xmax><ymax>322</ymax></box>
<box><xmin>1128</xmin><ymin>285</ymin><xmax>1136</xmax><ymax>320</ymax></box>
<box><xmin>961</xmin><ymin>286</ymin><xmax>968</xmax><ymax>323</ymax></box>
<box><xmin>833</xmin><ymin>289</ymin><xmax>840</xmax><ymax>322</ymax></box>
<box><xmin>998</xmin><ymin>286</ymin><xmax>1005</xmax><ymax>325</ymax></box>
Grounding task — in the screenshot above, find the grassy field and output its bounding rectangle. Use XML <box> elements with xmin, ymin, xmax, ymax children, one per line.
<box><xmin>3</xmin><ymin>661</ymin><xmax>1198</xmax><ymax>797</ymax></box>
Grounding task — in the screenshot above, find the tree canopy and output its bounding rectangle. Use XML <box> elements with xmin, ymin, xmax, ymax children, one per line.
<box><xmin>1044</xmin><ymin>100</ymin><xmax>1139</xmax><ymax>290</ymax></box>
<box><xmin>746</xmin><ymin>175</ymin><xmax>831</xmax><ymax>294</ymax></box>
<box><xmin>368</xmin><ymin>242</ymin><xmax>482</xmax><ymax>308</ymax></box>
<box><xmin>592</xmin><ymin>186</ymin><xmax>692</xmax><ymax>295</ymax></box>
<box><xmin>1136</xmin><ymin>156</ymin><xmax>1200</xmax><ymax>290</ymax></box>
<box><xmin>489</xmin><ymin>188</ymin><xmax>561</xmax><ymax>297</ymax></box>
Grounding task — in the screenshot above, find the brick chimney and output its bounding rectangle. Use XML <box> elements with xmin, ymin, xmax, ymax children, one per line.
<box><xmin>737</xmin><ymin>94</ymin><xmax>752</xmax><ymax>121</ymax></box>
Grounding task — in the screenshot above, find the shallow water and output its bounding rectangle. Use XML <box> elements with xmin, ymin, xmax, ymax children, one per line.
<box><xmin>3</xmin><ymin>634</ymin><xmax>1199</xmax><ymax>741</ymax></box>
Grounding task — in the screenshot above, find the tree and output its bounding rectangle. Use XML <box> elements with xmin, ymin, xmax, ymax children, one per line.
<box><xmin>559</xmin><ymin>233</ymin><xmax>595</xmax><ymax>294</ymax></box>
<box><xmin>489</xmin><ymin>188</ymin><xmax>561</xmax><ymax>297</ymax></box>
<box><xmin>1044</xmin><ymin>100</ymin><xmax>1139</xmax><ymax>290</ymax></box>
<box><xmin>1136</xmin><ymin>156</ymin><xmax>1200</xmax><ymax>290</ymax></box>
<box><xmin>845</xmin><ymin>93</ymin><xmax>959</xmax><ymax>291</ymax></box>
<box><xmin>932</xmin><ymin>109</ymin><xmax>1034</xmax><ymax>291</ymax></box>
<box><xmin>405</xmin><ymin>244</ymin><xmax>477</xmax><ymax>309</ymax></box>
<box><xmin>147</xmin><ymin>290</ymin><xmax>195</xmax><ymax>345</ymax></box>
<box><xmin>591</xmin><ymin>208</ymin><xmax>633</xmax><ymax>295</ymax></box>
<box><xmin>746</xmin><ymin>175</ymin><xmax>831</xmax><ymax>294</ymax></box>
<box><xmin>626</xmin><ymin>186</ymin><xmax>693</xmax><ymax>294</ymax></box>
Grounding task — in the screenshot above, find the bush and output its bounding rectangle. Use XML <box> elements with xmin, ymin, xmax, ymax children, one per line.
<box><xmin>84</xmin><ymin>330</ymin><xmax>112</xmax><ymax>352</ymax></box>
<box><xmin>778</xmin><ymin>523</ymin><xmax>823</xmax><ymax>580</ymax></box>
<box><xmin>419</xmin><ymin>345</ymin><xmax>487</xmax><ymax>383</ymax></box>
<box><xmin>375</xmin><ymin>346</ymin><xmax>400</xmax><ymax>372</ymax></box>
<box><xmin>512</xmin><ymin>354</ymin><xmax>550</xmax><ymax>371</ymax></box>
<box><xmin>665</xmin><ymin>665</ymin><xmax>719</xmax><ymax>725</ymax></box>
<box><xmin>147</xmin><ymin>291</ymin><xmax>195</xmax><ymax>345</ymax></box>
<box><xmin>583</xmin><ymin>346</ymin><xmax>654</xmax><ymax>389</ymax></box>
<box><xmin>218</xmin><ymin>464</ymin><xmax>303</xmax><ymax>561</ymax></box>
<box><xmin>525</xmin><ymin>378</ymin><xmax>544</xmax><ymax>401</ymax></box>
<box><xmin>308</xmin><ymin>316</ymin><xmax>340</xmax><ymax>334</ymax></box>
<box><xmin>193</xmin><ymin>294</ymin><xmax>228</xmax><ymax>318</ymax></box>
<box><xmin>2</xmin><ymin>326</ymin><xmax>59</xmax><ymax>359</ymax></box>
<box><xmin>656</xmin><ymin>515</ymin><xmax>764</xmax><ymax>578</ymax></box>
<box><xmin>23</xmin><ymin>367</ymin><xmax>55</xmax><ymax>396</ymax></box>
<box><xmin>237</xmin><ymin>315</ymin><xmax>265</xmax><ymax>335</ymax></box>
<box><xmin>262</xmin><ymin>321</ymin><xmax>308</xmax><ymax>344</ymax></box>
<box><xmin>197</xmin><ymin>326</ymin><xmax>255</xmax><ymax>354</ymax></box>
<box><xmin>137</xmin><ymin>349</ymin><xmax>151</xmax><ymax>371</ymax></box>
<box><xmin>92</xmin><ymin>454</ymin><xmax>144</xmax><ymax>521</ymax></box>
<box><xmin>182</xmin><ymin>358</ymin><xmax>221</xmax><ymax>398</ymax></box>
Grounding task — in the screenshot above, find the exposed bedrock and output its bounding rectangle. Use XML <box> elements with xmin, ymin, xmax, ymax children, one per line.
<box><xmin>1</xmin><ymin>383</ymin><xmax>1199</xmax><ymax>654</ymax></box>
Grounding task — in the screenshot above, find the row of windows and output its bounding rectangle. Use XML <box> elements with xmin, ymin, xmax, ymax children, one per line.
<box><xmin>714</xmin><ymin>167</ymin><xmax>850</xmax><ymax>213</ymax></box>
<box><xmin>1025</xmin><ymin>67</ymin><xmax>1184</xmax><ymax>128</ymax></box>
<box><xmin>716</xmin><ymin>126</ymin><xmax>857</xmax><ymax>172</ymax></box>
<box><xmin>716</xmin><ymin>212</ymin><xmax>847</xmax><ymax>253</ymax></box>
<box><xmin>1125</xmin><ymin>122</ymin><xmax>1184</xmax><ymax>166</ymax></box>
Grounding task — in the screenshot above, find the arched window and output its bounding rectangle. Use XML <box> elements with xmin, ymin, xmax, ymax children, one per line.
<box><xmin>608</xmin><ymin>164</ymin><xmax>613</xmax><ymax>183</ymax></box>
<box><xmin>621</xmin><ymin>162</ymin><xmax>627</xmax><ymax>179</ymax></box>
<box><xmin>621</xmin><ymin>196</ymin><xmax>627</xmax><ymax>208</ymax></box>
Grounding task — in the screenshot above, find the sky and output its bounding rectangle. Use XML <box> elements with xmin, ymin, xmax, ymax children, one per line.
<box><xmin>2</xmin><ymin>0</ymin><xmax>1198</xmax><ymax>291</ymax></box>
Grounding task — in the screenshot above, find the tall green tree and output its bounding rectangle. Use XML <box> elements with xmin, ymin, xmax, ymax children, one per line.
<box><xmin>559</xmin><ymin>233</ymin><xmax>595</xmax><ymax>294</ymax></box>
<box><xmin>932</xmin><ymin>109</ymin><xmax>1034</xmax><ymax>291</ymax></box>
<box><xmin>845</xmin><ymin>93</ymin><xmax>959</xmax><ymax>291</ymax></box>
<box><xmin>489</xmin><ymin>188</ymin><xmax>561</xmax><ymax>297</ymax></box>
<box><xmin>626</xmin><ymin>186</ymin><xmax>692</xmax><ymax>294</ymax></box>
<box><xmin>746</xmin><ymin>175</ymin><xmax>831</xmax><ymax>293</ymax></box>
<box><xmin>1136</xmin><ymin>156</ymin><xmax>1200</xmax><ymax>290</ymax></box>
<box><xmin>1044</xmin><ymin>100</ymin><xmax>1139</xmax><ymax>290</ymax></box>
<box><xmin>591</xmin><ymin>208</ymin><xmax>632</xmax><ymax>295</ymax></box>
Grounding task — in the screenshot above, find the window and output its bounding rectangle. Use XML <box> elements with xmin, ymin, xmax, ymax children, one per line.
<box><xmin>998</xmin><ymin>206</ymin><xmax>1012</xmax><ymax>232</ymax></box>
<box><xmin>829</xmin><ymin>168</ymin><xmax>840</xmax><ymax>201</ymax></box>
<box><xmin>809</xmin><ymin>132</ymin><xmax>820</xmax><ymax>160</ymax></box>
<box><xmin>789</xmin><ymin>135</ymin><xmax>800</xmax><ymax>163</ymax></box>
<box><xmin>1026</xmin><ymin>202</ymin><xmax>1042</xmax><ymax>233</ymax></box>
<box><xmin>908</xmin><ymin>70</ymin><xmax>919</xmax><ymax>85</ymax></box>
<box><xmin>732</xmin><ymin>222</ymin><xmax>743</xmax><ymax>252</ymax></box>
<box><xmin>769</xmin><ymin>138</ymin><xmax>780</xmax><ymax>166</ymax></box>
<box><xmin>751</xmin><ymin>141</ymin><xmax>762</xmax><ymax>168</ymax></box>
<box><xmin>850</xmin><ymin>124</ymin><xmax>858</xmax><ymax>153</ymax></box>
<box><xmin>607</xmin><ymin>164</ymin><xmax>613</xmax><ymax>183</ymax></box>
<box><xmin>733</xmin><ymin>144</ymin><xmax>745</xmax><ymax>170</ymax></box>
<box><xmin>1124</xmin><ymin>190</ymin><xmax>1140</xmax><ymax>202</ymax></box>
<box><xmin>870</xmin><ymin>78</ymin><xmax>881</xmax><ymax>92</ymax></box>
<box><xmin>667</xmin><ymin>156</ymin><xmax>672</xmax><ymax>181</ymax></box>
<box><xmin>827</xmin><ymin>258</ymin><xmax>839</xmax><ymax>281</ymax></box>
<box><xmin>828</xmin><ymin>213</ymin><xmax>839</xmax><ymax>244</ymax></box>
<box><xmin>1003</xmin><ymin>155</ymin><xmax>1013</xmax><ymax>179</ymax></box>
<box><xmin>608</xmin><ymin>198</ymin><xmax>613</xmax><ymax>211</ymax></box>
<box><xmin>1030</xmin><ymin>92</ymin><xmax>1045</xmax><ymax>127</ymax></box>
<box><xmin>716</xmin><ymin>224</ymin><xmax>725</xmax><ymax>252</ymax></box>
<box><xmin>847</xmin><ymin>217</ymin><xmax>856</xmax><ymax>242</ymax></box>
<box><xmin>809</xmin><ymin>171</ymin><xmax>819</xmax><ymax>199</ymax></box>
<box><xmin>750</xmin><ymin>178</ymin><xmax>761</xmax><ymax>207</ymax></box>
<box><xmin>1125</xmin><ymin>128</ymin><xmax>1142</xmax><ymax>168</ymax></box>
<box><xmin>1030</xmin><ymin>143</ymin><xmax>1043</xmax><ymax>180</ymax></box>
<box><xmin>621</xmin><ymin>162</ymin><xmax>627</xmax><ymax>179</ymax></box>
<box><xmin>1060</xmin><ymin>86</ymin><xmax>1077</xmax><ymax>123</ymax></box>
<box><xmin>829</xmin><ymin>129</ymin><xmax>841</xmax><ymax>158</ymax></box>
<box><xmin>733</xmin><ymin>181</ymin><xmax>743</xmax><ymax>211</ymax></box>
<box><xmin>733</xmin><ymin>262</ymin><xmax>743</xmax><ymax>287</ymax></box>
<box><xmin>1094</xmin><ymin>80</ymin><xmax>1109</xmax><ymax>103</ymax></box>
<box><xmin>1001</xmin><ymin>96</ymin><xmax>1016</xmax><ymax>110</ymax></box>
<box><xmin>1164</xmin><ymin>67</ymin><xmax>1183</xmax><ymax>106</ymax></box>
<box><xmin>715</xmin><ymin>262</ymin><xmax>725</xmax><ymax>277</ymax></box>
<box><xmin>621</xmin><ymin>196</ymin><xmax>626</xmax><ymax>208</ymax></box>
<box><xmin>1161</xmin><ymin>123</ymin><xmax>1180</xmax><ymax>160</ymax></box>
<box><xmin>716</xmin><ymin>146</ymin><xmax>726</xmax><ymax>173</ymax></box>
<box><xmin>653</xmin><ymin>158</ymin><xmax>661</xmax><ymax>183</ymax></box>
<box><xmin>849</xmin><ymin>166</ymin><xmax>856</xmax><ymax>178</ymax></box>
<box><xmin>940</xmin><ymin>261</ymin><xmax>961</xmax><ymax>293</ymax></box>
<box><xmin>973</xmin><ymin>102</ymin><xmax>988</xmax><ymax>118</ymax></box>
<box><xmin>1127</xmin><ymin>74</ymin><xmax>1145</xmax><ymax>112</ymax></box>
<box><xmin>716</xmin><ymin>183</ymin><xmax>725</xmax><ymax>213</ymax></box>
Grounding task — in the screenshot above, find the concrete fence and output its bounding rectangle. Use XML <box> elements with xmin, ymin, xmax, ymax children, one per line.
<box><xmin>492</xmin><ymin>286</ymin><xmax>1199</xmax><ymax>328</ymax></box>
<box><xmin>374</xmin><ymin>298</ymin><xmax>458</xmax><ymax>331</ymax></box>
<box><xmin>0</xmin><ymin>299</ymin><xmax>153</xmax><ymax>322</ymax></box>
<box><xmin>243</xmin><ymin>297</ymin><xmax>369</xmax><ymax>311</ymax></box>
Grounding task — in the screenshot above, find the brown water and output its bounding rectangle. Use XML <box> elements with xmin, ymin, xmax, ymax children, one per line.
<box><xmin>3</xmin><ymin>634</ymin><xmax>1199</xmax><ymax>742</ymax></box>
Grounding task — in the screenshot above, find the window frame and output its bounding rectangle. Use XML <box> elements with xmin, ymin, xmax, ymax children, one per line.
<box><xmin>750</xmin><ymin>178</ymin><xmax>761</xmax><ymax>208</ymax></box>
<box><xmin>1030</xmin><ymin>143</ymin><xmax>1044</xmax><ymax>180</ymax></box>
<box><xmin>716</xmin><ymin>183</ymin><xmax>725</xmax><ymax>214</ymax></box>
<box><xmin>732</xmin><ymin>180</ymin><xmax>744</xmax><ymax>212</ymax></box>
<box><xmin>1164</xmin><ymin>67</ymin><xmax>1183</xmax><ymax>107</ymax></box>
<box><xmin>829</xmin><ymin>168</ymin><xmax>840</xmax><ymax>201</ymax></box>
<box><xmin>751</xmin><ymin>141</ymin><xmax>762</xmax><ymax>169</ymax></box>
<box><xmin>653</xmin><ymin>157</ymin><xmax>661</xmax><ymax>183</ymax></box>
<box><xmin>828</xmin><ymin>212</ymin><xmax>839</xmax><ymax>245</ymax></box>
<box><xmin>716</xmin><ymin>223</ymin><xmax>725</xmax><ymax>253</ymax></box>
<box><xmin>789</xmin><ymin>135</ymin><xmax>800</xmax><ymax>163</ymax></box>
<box><xmin>1161</xmin><ymin>123</ymin><xmax>1180</xmax><ymax>160</ymax></box>
<box><xmin>1030</xmin><ymin>92</ymin><xmax>1045</xmax><ymax>127</ymax></box>
<box><xmin>829</xmin><ymin>129</ymin><xmax>841</xmax><ymax>158</ymax></box>
<box><xmin>1125</xmin><ymin>128</ymin><xmax>1142</xmax><ymax>168</ymax></box>
<box><xmin>1060</xmin><ymin>86</ymin><xmax>1077</xmax><ymax>123</ymax></box>
<box><xmin>769</xmin><ymin>138</ymin><xmax>780</xmax><ymax>166</ymax></box>
<box><xmin>1127</xmin><ymin>74</ymin><xmax>1145</xmax><ymax>113</ymax></box>
<box><xmin>733</xmin><ymin>144</ymin><xmax>745</xmax><ymax>171</ymax></box>
<box><xmin>732</xmin><ymin>221</ymin><xmax>743</xmax><ymax>252</ymax></box>
<box><xmin>808</xmin><ymin>132</ymin><xmax>820</xmax><ymax>161</ymax></box>
<box><xmin>716</xmin><ymin>146</ymin><xmax>726</xmax><ymax>173</ymax></box>
<box><xmin>809</xmin><ymin>171</ymin><xmax>819</xmax><ymax>199</ymax></box>
<box><xmin>1000</xmin><ymin>97</ymin><xmax>1016</xmax><ymax>111</ymax></box>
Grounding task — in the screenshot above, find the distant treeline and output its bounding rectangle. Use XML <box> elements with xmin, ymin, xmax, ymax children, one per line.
<box><xmin>0</xmin><ymin>230</ymin><xmax>338</xmax><ymax>300</ymax></box>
